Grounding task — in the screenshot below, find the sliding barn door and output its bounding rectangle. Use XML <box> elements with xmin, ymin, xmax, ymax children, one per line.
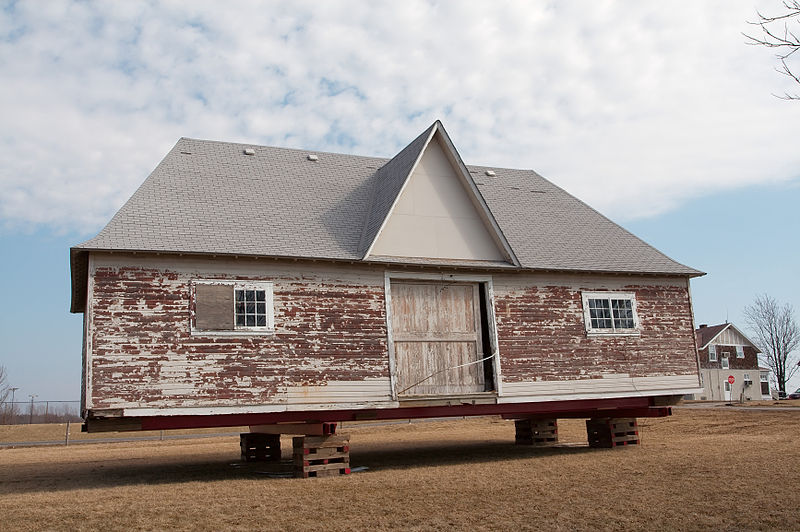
<box><xmin>390</xmin><ymin>281</ymin><xmax>485</xmax><ymax>396</ymax></box>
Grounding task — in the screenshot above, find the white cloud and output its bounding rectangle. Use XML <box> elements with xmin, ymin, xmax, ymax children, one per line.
<box><xmin>1</xmin><ymin>0</ymin><xmax>799</xmax><ymax>233</ymax></box>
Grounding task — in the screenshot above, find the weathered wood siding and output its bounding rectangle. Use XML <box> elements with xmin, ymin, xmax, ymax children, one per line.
<box><xmin>491</xmin><ymin>273</ymin><xmax>700</xmax><ymax>399</ymax></box>
<box><xmin>85</xmin><ymin>254</ymin><xmax>700</xmax><ymax>414</ymax></box>
<box><xmin>87</xmin><ymin>254</ymin><xmax>390</xmax><ymax>410</ymax></box>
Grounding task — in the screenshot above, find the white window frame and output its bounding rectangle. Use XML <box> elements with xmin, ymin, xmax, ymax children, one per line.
<box><xmin>721</xmin><ymin>355</ymin><xmax>729</xmax><ymax>369</ymax></box>
<box><xmin>743</xmin><ymin>372</ymin><xmax>751</xmax><ymax>382</ymax></box>
<box><xmin>724</xmin><ymin>381</ymin><xmax>731</xmax><ymax>392</ymax></box>
<box><xmin>581</xmin><ymin>291</ymin><xmax>640</xmax><ymax>337</ymax></box>
<box><xmin>708</xmin><ymin>345</ymin><xmax>717</xmax><ymax>361</ymax></box>
<box><xmin>760</xmin><ymin>372</ymin><xmax>769</xmax><ymax>382</ymax></box>
<box><xmin>736</xmin><ymin>345</ymin><xmax>745</xmax><ymax>358</ymax></box>
<box><xmin>191</xmin><ymin>279</ymin><xmax>275</xmax><ymax>336</ymax></box>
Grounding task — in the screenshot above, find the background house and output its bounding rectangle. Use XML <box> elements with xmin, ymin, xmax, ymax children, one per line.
<box><xmin>692</xmin><ymin>323</ymin><xmax>770</xmax><ymax>401</ymax></box>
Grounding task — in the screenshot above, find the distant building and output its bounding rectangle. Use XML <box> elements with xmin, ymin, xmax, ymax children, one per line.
<box><xmin>692</xmin><ymin>323</ymin><xmax>771</xmax><ymax>401</ymax></box>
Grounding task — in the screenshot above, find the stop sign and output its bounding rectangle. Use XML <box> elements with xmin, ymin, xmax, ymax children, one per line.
<box><xmin>728</xmin><ymin>375</ymin><xmax>735</xmax><ymax>384</ymax></box>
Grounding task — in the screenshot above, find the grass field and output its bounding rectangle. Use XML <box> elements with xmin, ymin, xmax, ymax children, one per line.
<box><xmin>1</xmin><ymin>408</ymin><xmax>798</xmax><ymax>531</ymax></box>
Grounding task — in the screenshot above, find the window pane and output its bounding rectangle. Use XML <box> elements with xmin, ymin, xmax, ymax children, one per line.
<box><xmin>588</xmin><ymin>299</ymin><xmax>612</xmax><ymax>328</ymax></box>
<box><xmin>233</xmin><ymin>285</ymin><xmax>271</xmax><ymax>328</ymax></box>
<box><xmin>611</xmin><ymin>299</ymin><xmax>634</xmax><ymax>328</ymax></box>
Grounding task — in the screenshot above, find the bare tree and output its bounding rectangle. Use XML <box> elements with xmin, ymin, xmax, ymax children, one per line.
<box><xmin>0</xmin><ymin>366</ymin><xmax>9</xmax><ymax>404</ymax></box>
<box><xmin>0</xmin><ymin>366</ymin><xmax>9</xmax><ymax>424</ymax></box>
<box><xmin>744</xmin><ymin>1</ymin><xmax>800</xmax><ymax>100</ymax></box>
<box><xmin>744</xmin><ymin>294</ymin><xmax>800</xmax><ymax>396</ymax></box>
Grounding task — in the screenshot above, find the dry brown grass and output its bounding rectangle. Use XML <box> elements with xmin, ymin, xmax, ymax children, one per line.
<box><xmin>1</xmin><ymin>409</ymin><xmax>798</xmax><ymax>531</ymax></box>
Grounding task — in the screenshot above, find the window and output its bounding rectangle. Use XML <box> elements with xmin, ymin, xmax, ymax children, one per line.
<box><xmin>736</xmin><ymin>345</ymin><xmax>745</xmax><ymax>358</ymax></box>
<box><xmin>724</xmin><ymin>381</ymin><xmax>731</xmax><ymax>392</ymax></box>
<box><xmin>235</xmin><ymin>287</ymin><xmax>269</xmax><ymax>327</ymax></box>
<box><xmin>193</xmin><ymin>280</ymin><xmax>274</xmax><ymax>334</ymax></box>
<box><xmin>708</xmin><ymin>345</ymin><xmax>717</xmax><ymax>362</ymax></box>
<box><xmin>760</xmin><ymin>372</ymin><xmax>770</xmax><ymax>395</ymax></box>
<box><xmin>743</xmin><ymin>373</ymin><xmax>752</xmax><ymax>385</ymax></box>
<box><xmin>581</xmin><ymin>292</ymin><xmax>639</xmax><ymax>336</ymax></box>
<box><xmin>721</xmin><ymin>355</ymin><xmax>729</xmax><ymax>369</ymax></box>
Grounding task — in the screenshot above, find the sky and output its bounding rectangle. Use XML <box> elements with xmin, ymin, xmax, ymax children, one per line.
<box><xmin>1</xmin><ymin>0</ymin><xmax>799</xmax><ymax>402</ymax></box>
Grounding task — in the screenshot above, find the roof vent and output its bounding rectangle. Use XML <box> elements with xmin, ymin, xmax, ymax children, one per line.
<box><xmin>307</xmin><ymin>154</ymin><xmax>319</xmax><ymax>161</ymax></box>
<box><xmin>485</xmin><ymin>170</ymin><xmax>496</xmax><ymax>177</ymax></box>
<box><xmin>243</xmin><ymin>148</ymin><xmax>255</xmax><ymax>156</ymax></box>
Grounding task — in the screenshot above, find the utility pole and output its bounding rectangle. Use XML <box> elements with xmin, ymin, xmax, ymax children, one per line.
<box><xmin>10</xmin><ymin>387</ymin><xmax>19</xmax><ymax>424</ymax></box>
<box><xmin>28</xmin><ymin>394</ymin><xmax>37</xmax><ymax>425</ymax></box>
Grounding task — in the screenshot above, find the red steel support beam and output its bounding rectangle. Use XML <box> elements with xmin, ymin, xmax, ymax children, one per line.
<box><xmin>132</xmin><ymin>397</ymin><xmax>670</xmax><ymax>432</ymax></box>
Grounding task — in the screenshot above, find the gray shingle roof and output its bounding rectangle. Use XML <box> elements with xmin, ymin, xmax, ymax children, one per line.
<box><xmin>70</xmin><ymin>121</ymin><xmax>702</xmax><ymax>311</ymax></box>
<box><xmin>358</xmin><ymin>122</ymin><xmax>435</xmax><ymax>254</ymax></box>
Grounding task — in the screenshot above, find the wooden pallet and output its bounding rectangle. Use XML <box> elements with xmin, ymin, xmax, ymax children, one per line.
<box><xmin>293</xmin><ymin>435</ymin><xmax>351</xmax><ymax>478</ymax></box>
<box><xmin>586</xmin><ymin>418</ymin><xmax>639</xmax><ymax>448</ymax></box>
<box><xmin>240</xmin><ymin>433</ymin><xmax>281</xmax><ymax>462</ymax></box>
<box><xmin>514</xmin><ymin>418</ymin><xmax>558</xmax><ymax>445</ymax></box>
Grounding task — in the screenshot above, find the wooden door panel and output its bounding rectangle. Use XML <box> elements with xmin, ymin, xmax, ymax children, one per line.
<box><xmin>391</xmin><ymin>283</ymin><xmax>438</xmax><ymax>333</ymax></box>
<box><xmin>439</xmin><ymin>341</ymin><xmax>484</xmax><ymax>394</ymax></box>
<box><xmin>391</xmin><ymin>281</ymin><xmax>485</xmax><ymax>396</ymax></box>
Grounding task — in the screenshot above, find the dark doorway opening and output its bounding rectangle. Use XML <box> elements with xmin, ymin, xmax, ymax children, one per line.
<box><xmin>478</xmin><ymin>283</ymin><xmax>496</xmax><ymax>392</ymax></box>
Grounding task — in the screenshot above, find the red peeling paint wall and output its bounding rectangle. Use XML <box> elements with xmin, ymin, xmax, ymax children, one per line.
<box><xmin>88</xmin><ymin>257</ymin><xmax>389</xmax><ymax>410</ymax></box>
<box><xmin>85</xmin><ymin>254</ymin><xmax>699</xmax><ymax>413</ymax></box>
<box><xmin>492</xmin><ymin>276</ymin><xmax>698</xmax><ymax>382</ymax></box>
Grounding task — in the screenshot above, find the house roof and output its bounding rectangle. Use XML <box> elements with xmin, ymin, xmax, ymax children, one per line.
<box><xmin>695</xmin><ymin>323</ymin><xmax>761</xmax><ymax>352</ymax></box>
<box><xmin>70</xmin><ymin>120</ymin><xmax>702</xmax><ymax>312</ymax></box>
<box><xmin>695</xmin><ymin>324</ymin><xmax>730</xmax><ymax>348</ymax></box>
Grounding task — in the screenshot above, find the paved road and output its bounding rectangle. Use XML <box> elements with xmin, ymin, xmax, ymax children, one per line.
<box><xmin>675</xmin><ymin>402</ymin><xmax>800</xmax><ymax>412</ymax></box>
<box><xmin>0</xmin><ymin>431</ymin><xmax>243</xmax><ymax>448</ymax></box>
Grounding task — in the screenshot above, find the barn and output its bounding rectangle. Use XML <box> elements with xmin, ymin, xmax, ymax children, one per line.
<box><xmin>70</xmin><ymin>121</ymin><xmax>702</xmax><ymax>456</ymax></box>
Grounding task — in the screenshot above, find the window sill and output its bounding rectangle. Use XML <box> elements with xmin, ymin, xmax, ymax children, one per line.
<box><xmin>190</xmin><ymin>329</ymin><xmax>276</xmax><ymax>337</ymax></box>
<box><xmin>585</xmin><ymin>329</ymin><xmax>641</xmax><ymax>338</ymax></box>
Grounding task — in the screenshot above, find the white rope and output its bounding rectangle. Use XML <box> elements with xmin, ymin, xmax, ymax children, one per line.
<box><xmin>397</xmin><ymin>351</ymin><xmax>498</xmax><ymax>396</ymax></box>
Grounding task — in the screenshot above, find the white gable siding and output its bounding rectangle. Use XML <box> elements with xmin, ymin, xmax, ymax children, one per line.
<box><xmin>370</xmin><ymin>137</ymin><xmax>506</xmax><ymax>261</ymax></box>
<box><xmin>712</xmin><ymin>327</ymin><xmax>754</xmax><ymax>347</ymax></box>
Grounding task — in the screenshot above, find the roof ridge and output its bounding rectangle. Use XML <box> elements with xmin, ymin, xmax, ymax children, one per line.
<box><xmin>178</xmin><ymin>136</ymin><xmax>390</xmax><ymax>163</ymax></box>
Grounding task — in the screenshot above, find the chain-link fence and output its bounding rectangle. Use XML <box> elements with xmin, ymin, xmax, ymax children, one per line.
<box><xmin>0</xmin><ymin>401</ymin><xmax>82</xmax><ymax>424</ymax></box>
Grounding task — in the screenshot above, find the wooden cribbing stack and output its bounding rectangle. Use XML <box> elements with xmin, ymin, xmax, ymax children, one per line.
<box><xmin>586</xmin><ymin>418</ymin><xmax>639</xmax><ymax>448</ymax></box>
<box><xmin>240</xmin><ymin>433</ymin><xmax>281</xmax><ymax>462</ymax></box>
<box><xmin>293</xmin><ymin>434</ymin><xmax>351</xmax><ymax>478</ymax></box>
<box><xmin>514</xmin><ymin>418</ymin><xmax>558</xmax><ymax>445</ymax></box>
